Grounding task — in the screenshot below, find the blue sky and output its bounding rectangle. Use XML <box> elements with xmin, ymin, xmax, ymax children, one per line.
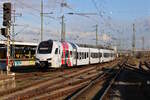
<box><xmin>0</xmin><ymin>0</ymin><xmax>150</xmax><ymax>50</ymax></box>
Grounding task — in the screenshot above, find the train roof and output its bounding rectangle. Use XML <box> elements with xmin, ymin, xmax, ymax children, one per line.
<box><xmin>41</xmin><ymin>39</ymin><xmax>115</xmax><ymax>50</ymax></box>
<box><xmin>76</xmin><ymin>43</ymin><xmax>114</xmax><ymax>50</ymax></box>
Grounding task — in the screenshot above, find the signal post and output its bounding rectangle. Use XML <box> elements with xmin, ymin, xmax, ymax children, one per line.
<box><xmin>2</xmin><ymin>2</ymin><xmax>11</xmax><ymax>73</ymax></box>
<box><xmin>6</xmin><ymin>26</ymin><xmax>11</xmax><ymax>72</ymax></box>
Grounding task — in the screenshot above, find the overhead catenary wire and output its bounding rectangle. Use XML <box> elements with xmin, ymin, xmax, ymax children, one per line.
<box><xmin>14</xmin><ymin>1</ymin><xmax>60</xmax><ymax>31</ymax></box>
<box><xmin>15</xmin><ymin>0</ymin><xmax>40</xmax><ymax>12</ymax></box>
<box><xmin>15</xmin><ymin>0</ymin><xmax>58</xmax><ymax>22</ymax></box>
<box><xmin>91</xmin><ymin>0</ymin><xmax>125</xmax><ymax>42</ymax></box>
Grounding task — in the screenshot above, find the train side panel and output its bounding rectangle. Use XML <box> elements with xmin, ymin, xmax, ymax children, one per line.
<box><xmin>90</xmin><ymin>48</ymin><xmax>100</xmax><ymax>64</ymax></box>
<box><xmin>101</xmin><ymin>49</ymin><xmax>112</xmax><ymax>62</ymax></box>
<box><xmin>76</xmin><ymin>47</ymin><xmax>89</xmax><ymax>66</ymax></box>
<box><xmin>111</xmin><ymin>50</ymin><xmax>115</xmax><ymax>61</ymax></box>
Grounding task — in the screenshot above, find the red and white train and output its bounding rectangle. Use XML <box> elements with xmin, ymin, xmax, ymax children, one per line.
<box><xmin>35</xmin><ymin>40</ymin><xmax>116</xmax><ymax>68</ymax></box>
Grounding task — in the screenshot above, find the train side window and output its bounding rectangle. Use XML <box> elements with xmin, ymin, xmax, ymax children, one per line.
<box><xmin>80</xmin><ymin>52</ymin><xmax>82</xmax><ymax>59</ymax></box>
<box><xmin>67</xmin><ymin>50</ymin><xmax>69</xmax><ymax>58</ymax></box>
<box><xmin>77</xmin><ymin>52</ymin><xmax>78</xmax><ymax>59</ymax></box>
<box><xmin>59</xmin><ymin>49</ymin><xmax>60</xmax><ymax>54</ymax></box>
<box><xmin>87</xmin><ymin>52</ymin><xmax>88</xmax><ymax>58</ymax></box>
<box><xmin>99</xmin><ymin>53</ymin><xmax>102</xmax><ymax>58</ymax></box>
<box><xmin>55</xmin><ymin>48</ymin><xmax>58</xmax><ymax>54</ymax></box>
<box><xmin>70</xmin><ymin>51</ymin><xmax>72</xmax><ymax>56</ymax></box>
<box><xmin>83</xmin><ymin>52</ymin><xmax>85</xmax><ymax>59</ymax></box>
<box><xmin>104</xmin><ymin>53</ymin><xmax>109</xmax><ymax>58</ymax></box>
<box><xmin>93</xmin><ymin>53</ymin><xmax>95</xmax><ymax>58</ymax></box>
<box><xmin>104</xmin><ymin>53</ymin><xmax>106</xmax><ymax>57</ymax></box>
<box><xmin>80</xmin><ymin>52</ymin><xmax>81</xmax><ymax>59</ymax></box>
<box><xmin>82</xmin><ymin>52</ymin><xmax>84</xmax><ymax>59</ymax></box>
<box><xmin>97</xmin><ymin>53</ymin><xmax>98</xmax><ymax>58</ymax></box>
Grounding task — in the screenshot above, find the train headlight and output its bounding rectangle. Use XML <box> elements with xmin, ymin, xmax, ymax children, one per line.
<box><xmin>47</xmin><ymin>58</ymin><xmax>52</xmax><ymax>60</ymax></box>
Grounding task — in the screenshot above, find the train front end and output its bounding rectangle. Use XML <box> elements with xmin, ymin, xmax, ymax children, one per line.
<box><xmin>35</xmin><ymin>40</ymin><xmax>54</xmax><ymax>68</ymax></box>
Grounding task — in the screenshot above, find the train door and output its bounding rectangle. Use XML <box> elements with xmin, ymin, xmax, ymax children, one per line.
<box><xmin>69</xmin><ymin>43</ymin><xmax>77</xmax><ymax>66</ymax></box>
<box><xmin>54</xmin><ymin>44</ymin><xmax>61</xmax><ymax>68</ymax></box>
<box><xmin>54</xmin><ymin>47</ymin><xmax>59</xmax><ymax>67</ymax></box>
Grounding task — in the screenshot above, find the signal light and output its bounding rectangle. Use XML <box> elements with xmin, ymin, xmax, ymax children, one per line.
<box><xmin>1</xmin><ymin>28</ymin><xmax>7</xmax><ymax>37</ymax></box>
<box><xmin>3</xmin><ymin>3</ymin><xmax>11</xmax><ymax>26</ymax></box>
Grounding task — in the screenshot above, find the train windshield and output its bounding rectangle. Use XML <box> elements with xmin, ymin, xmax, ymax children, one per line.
<box><xmin>37</xmin><ymin>40</ymin><xmax>53</xmax><ymax>54</ymax></box>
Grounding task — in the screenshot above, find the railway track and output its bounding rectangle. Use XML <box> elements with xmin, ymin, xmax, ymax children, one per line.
<box><xmin>0</xmin><ymin>66</ymin><xmax>94</xmax><ymax>97</ymax></box>
<box><xmin>97</xmin><ymin>62</ymin><xmax>124</xmax><ymax>100</ymax></box>
<box><xmin>125</xmin><ymin>58</ymin><xmax>150</xmax><ymax>75</ymax></box>
<box><xmin>104</xmin><ymin>58</ymin><xmax>150</xmax><ymax>100</ymax></box>
<box><xmin>67</xmin><ymin>59</ymin><xmax>126</xmax><ymax>100</ymax></box>
<box><xmin>74</xmin><ymin>57</ymin><xmax>150</xmax><ymax>100</ymax></box>
<box><xmin>0</xmin><ymin>59</ymin><xmax>121</xmax><ymax>100</ymax></box>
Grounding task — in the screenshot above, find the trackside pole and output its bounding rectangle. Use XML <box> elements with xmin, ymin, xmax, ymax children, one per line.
<box><xmin>6</xmin><ymin>26</ymin><xmax>11</xmax><ymax>74</ymax></box>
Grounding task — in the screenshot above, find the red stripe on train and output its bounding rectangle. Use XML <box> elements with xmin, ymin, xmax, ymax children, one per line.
<box><xmin>65</xmin><ymin>42</ymin><xmax>72</xmax><ymax>67</ymax></box>
<box><xmin>61</xmin><ymin>42</ymin><xmax>72</xmax><ymax>67</ymax></box>
<box><xmin>61</xmin><ymin>42</ymin><xmax>66</xmax><ymax>65</ymax></box>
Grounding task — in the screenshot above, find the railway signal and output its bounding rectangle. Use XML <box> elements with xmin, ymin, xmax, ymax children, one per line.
<box><xmin>2</xmin><ymin>2</ymin><xmax>12</xmax><ymax>73</ymax></box>
<box><xmin>0</xmin><ymin>28</ymin><xmax>7</xmax><ymax>37</ymax></box>
<box><xmin>3</xmin><ymin>2</ymin><xmax>11</xmax><ymax>26</ymax></box>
